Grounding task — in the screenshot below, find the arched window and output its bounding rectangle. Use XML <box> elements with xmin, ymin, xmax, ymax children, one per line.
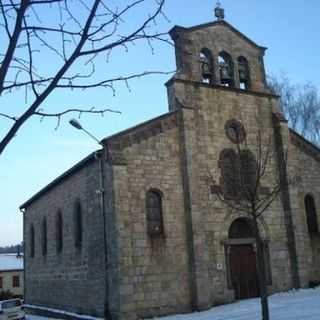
<box><xmin>199</xmin><ymin>48</ymin><xmax>214</xmax><ymax>84</ymax></box>
<box><xmin>56</xmin><ymin>210</ymin><xmax>63</xmax><ymax>253</ymax></box>
<box><xmin>74</xmin><ymin>200</ymin><xmax>83</xmax><ymax>249</ymax></box>
<box><xmin>229</xmin><ymin>218</ymin><xmax>254</xmax><ymax>239</ymax></box>
<box><xmin>219</xmin><ymin>149</ymin><xmax>240</xmax><ymax>199</ymax></box>
<box><xmin>41</xmin><ymin>218</ymin><xmax>47</xmax><ymax>256</ymax></box>
<box><xmin>238</xmin><ymin>56</ymin><xmax>250</xmax><ymax>90</ymax></box>
<box><xmin>239</xmin><ymin>150</ymin><xmax>257</xmax><ymax>196</ymax></box>
<box><xmin>304</xmin><ymin>194</ymin><xmax>319</xmax><ymax>235</ymax></box>
<box><xmin>146</xmin><ymin>190</ymin><xmax>164</xmax><ymax>236</ymax></box>
<box><xmin>218</xmin><ymin>51</ymin><xmax>234</xmax><ymax>87</ymax></box>
<box><xmin>30</xmin><ymin>225</ymin><xmax>35</xmax><ymax>258</ymax></box>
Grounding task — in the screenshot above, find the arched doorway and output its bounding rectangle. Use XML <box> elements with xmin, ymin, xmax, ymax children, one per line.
<box><xmin>228</xmin><ymin>218</ymin><xmax>259</xmax><ymax>299</ymax></box>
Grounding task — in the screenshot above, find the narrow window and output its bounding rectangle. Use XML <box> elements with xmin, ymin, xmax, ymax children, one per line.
<box><xmin>41</xmin><ymin>218</ymin><xmax>47</xmax><ymax>256</ymax></box>
<box><xmin>146</xmin><ymin>190</ymin><xmax>164</xmax><ymax>236</ymax></box>
<box><xmin>56</xmin><ymin>210</ymin><xmax>63</xmax><ymax>254</ymax></box>
<box><xmin>74</xmin><ymin>200</ymin><xmax>83</xmax><ymax>249</ymax></box>
<box><xmin>0</xmin><ymin>277</ymin><xmax>3</xmax><ymax>289</ymax></box>
<box><xmin>12</xmin><ymin>275</ymin><xmax>20</xmax><ymax>288</ymax></box>
<box><xmin>305</xmin><ymin>194</ymin><xmax>319</xmax><ymax>235</ymax></box>
<box><xmin>239</xmin><ymin>150</ymin><xmax>257</xmax><ymax>197</ymax></box>
<box><xmin>218</xmin><ymin>51</ymin><xmax>234</xmax><ymax>87</ymax></box>
<box><xmin>30</xmin><ymin>225</ymin><xmax>35</xmax><ymax>258</ymax></box>
<box><xmin>238</xmin><ymin>56</ymin><xmax>250</xmax><ymax>90</ymax></box>
<box><xmin>199</xmin><ymin>48</ymin><xmax>214</xmax><ymax>84</ymax></box>
<box><xmin>219</xmin><ymin>149</ymin><xmax>240</xmax><ymax>199</ymax></box>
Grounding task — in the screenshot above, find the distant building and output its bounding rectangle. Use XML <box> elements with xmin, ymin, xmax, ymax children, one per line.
<box><xmin>21</xmin><ymin>5</ymin><xmax>320</xmax><ymax>320</ymax></box>
<box><xmin>0</xmin><ymin>252</ymin><xmax>24</xmax><ymax>299</ymax></box>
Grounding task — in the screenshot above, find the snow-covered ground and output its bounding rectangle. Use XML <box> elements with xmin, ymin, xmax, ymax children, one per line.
<box><xmin>157</xmin><ymin>288</ymin><xmax>320</xmax><ymax>320</ymax></box>
<box><xmin>26</xmin><ymin>288</ymin><xmax>320</xmax><ymax>320</ymax></box>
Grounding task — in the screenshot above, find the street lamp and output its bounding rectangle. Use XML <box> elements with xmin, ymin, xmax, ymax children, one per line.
<box><xmin>69</xmin><ymin>118</ymin><xmax>102</xmax><ymax>146</ymax></box>
<box><xmin>69</xmin><ymin>118</ymin><xmax>110</xmax><ymax>318</ymax></box>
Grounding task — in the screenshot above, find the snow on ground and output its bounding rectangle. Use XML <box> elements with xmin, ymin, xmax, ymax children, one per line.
<box><xmin>26</xmin><ymin>288</ymin><xmax>320</xmax><ymax>320</ymax></box>
<box><xmin>157</xmin><ymin>288</ymin><xmax>320</xmax><ymax>320</ymax></box>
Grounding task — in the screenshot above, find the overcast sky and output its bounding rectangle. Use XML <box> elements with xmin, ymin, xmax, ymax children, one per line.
<box><xmin>1</xmin><ymin>0</ymin><xmax>320</xmax><ymax>246</ymax></box>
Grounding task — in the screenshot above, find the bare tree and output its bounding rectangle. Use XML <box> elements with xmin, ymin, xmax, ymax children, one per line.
<box><xmin>210</xmin><ymin>129</ymin><xmax>297</xmax><ymax>320</ymax></box>
<box><xmin>0</xmin><ymin>0</ymin><xmax>171</xmax><ymax>156</ymax></box>
<box><xmin>268</xmin><ymin>74</ymin><xmax>320</xmax><ymax>145</ymax></box>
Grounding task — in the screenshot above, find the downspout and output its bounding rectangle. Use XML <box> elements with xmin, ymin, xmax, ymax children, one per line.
<box><xmin>19</xmin><ymin>207</ymin><xmax>26</xmax><ymax>301</ymax></box>
<box><xmin>95</xmin><ymin>149</ymin><xmax>111</xmax><ymax>319</ymax></box>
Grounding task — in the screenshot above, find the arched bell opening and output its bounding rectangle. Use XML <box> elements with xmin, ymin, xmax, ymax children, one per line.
<box><xmin>238</xmin><ymin>56</ymin><xmax>251</xmax><ymax>90</ymax></box>
<box><xmin>199</xmin><ymin>48</ymin><xmax>214</xmax><ymax>84</ymax></box>
<box><xmin>218</xmin><ymin>51</ymin><xmax>235</xmax><ymax>87</ymax></box>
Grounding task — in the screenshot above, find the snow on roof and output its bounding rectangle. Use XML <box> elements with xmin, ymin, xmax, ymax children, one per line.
<box><xmin>0</xmin><ymin>254</ymin><xmax>23</xmax><ymax>271</ymax></box>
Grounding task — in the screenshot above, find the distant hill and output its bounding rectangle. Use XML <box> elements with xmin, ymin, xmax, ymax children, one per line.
<box><xmin>0</xmin><ymin>243</ymin><xmax>24</xmax><ymax>254</ymax></box>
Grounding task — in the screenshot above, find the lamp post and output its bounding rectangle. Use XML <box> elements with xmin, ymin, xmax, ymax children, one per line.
<box><xmin>69</xmin><ymin>118</ymin><xmax>102</xmax><ymax>146</ymax></box>
<box><xmin>69</xmin><ymin>118</ymin><xmax>110</xmax><ymax>319</ymax></box>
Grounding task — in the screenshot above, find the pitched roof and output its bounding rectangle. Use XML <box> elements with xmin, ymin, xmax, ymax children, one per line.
<box><xmin>20</xmin><ymin>153</ymin><xmax>96</xmax><ymax>209</ymax></box>
<box><xmin>290</xmin><ymin>129</ymin><xmax>320</xmax><ymax>162</ymax></box>
<box><xmin>20</xmin><ymin>111</ymin><xmax>178</xmax><ymax>209</ymax></box>
<box><xmin>0</xmin><ymin>254</ymin><xmax>23</xmax><ymax>272</ymax></box>
<box><xmin>169</xmin><ymin>20</ymin><xmax>267</xmax><ymax>52</ymax></box>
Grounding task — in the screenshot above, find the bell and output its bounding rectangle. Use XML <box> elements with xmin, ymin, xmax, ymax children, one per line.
<box><xmin>239</xmin><ymin>64</ymin><xmax>248</xmax><ymax>82</ymax></box>
<box><xmin>220</xmin><ymin>64</ymin><xmax>231</xmax><ymax>83</ymax></box>
<box><xmin>201</xmin><ymin>61</ymin><xmax>212</xmax><ymax>79</ymax></box>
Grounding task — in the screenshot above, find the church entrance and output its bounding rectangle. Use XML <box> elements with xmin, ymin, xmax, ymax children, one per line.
<box><xmin>227</xmin><ymin>218</ymin><xmax>260</xmax><ymax>300</ymax></box>
<box><xmin>229</xmin><ymin>244</ymin><xmax>259</xmax><ymax>299</ymax></box>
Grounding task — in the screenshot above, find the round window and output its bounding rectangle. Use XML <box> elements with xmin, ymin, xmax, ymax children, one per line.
<box><xmin>225</xmin><ymin>119</ymin><xmax>246</xmax><ymax>143</ymax></box>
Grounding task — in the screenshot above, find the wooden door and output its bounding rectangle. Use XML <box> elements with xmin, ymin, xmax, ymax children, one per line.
<box><xmin>229</xmin><ymin>244</ymin><xmax>259</xmax><ymax>299</ymax></box>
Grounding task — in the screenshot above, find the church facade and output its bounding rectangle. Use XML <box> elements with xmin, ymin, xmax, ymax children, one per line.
<box><xmin>21</xmin><ymin>14</ymin><xmax>320</xmax><ymax>320</ymax></box>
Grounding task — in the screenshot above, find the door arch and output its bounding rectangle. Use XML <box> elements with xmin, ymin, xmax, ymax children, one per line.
<box><xmin>228</xmin><ymin>218</ymin><xmax>260</xmax><ymax>299</ymax></box>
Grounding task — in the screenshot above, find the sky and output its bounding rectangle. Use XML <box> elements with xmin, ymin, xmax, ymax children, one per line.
<box><xmin>0</xmin><ymin>0</ymin><xmax>320</xmax><ymax>246</ymax></box>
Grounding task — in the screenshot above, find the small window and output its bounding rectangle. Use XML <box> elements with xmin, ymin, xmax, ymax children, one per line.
<box><xmin>56</xmin><ymin>210</ymin><xmax>63</xmax><ymax>254</ymax></box>
<box><xmin>199</xmin><ymin>48</ymin><xmax>214</xmax><ymax>84</ymax></box>
<box><xmin>305</xmin><ymin>194</ymin><xmax>319</xmax><ymax>235</ymax></box>
<box><xmin>0</xmin><ymin>277</ymin><xmax>3</xmax><ymax>289</ymax></box>
<box><xmin>74</xmin><ymin>200</ymin><xmax>83</xmax><ymax>249</ymax></box>
<box><xmin>238</xmin><ymin>56</ymin><xmax>250</xmax><ymax>90</ymax></box>
<box><xmin>41</xmin><ymin>218</ymin><xmax>47</xmax><ymax>256</ymax></box>
<box><xmin>30</xmin><ymin>225</ymin><xmax>35</xmax><ymax>258</ymax></box>
<box><xmin>12</xmin><ymin>275</ymin><xmax>20</xmax><ymax>288</ymax></box>
<box><xmin>218</xmin><ymin>51</ymin><xmax>234</xmax><ymax>87</ymax></box>
<box><xmin>146</xmin><ymin>190</ymin><xmax>164</xmax><ymax>236</ymax></box>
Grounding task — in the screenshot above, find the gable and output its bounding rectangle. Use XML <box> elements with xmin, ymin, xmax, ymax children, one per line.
<box><xmin>170</xmin><ymin>20</ymin><xmax>267</xmax><ymax>53</ymax></box>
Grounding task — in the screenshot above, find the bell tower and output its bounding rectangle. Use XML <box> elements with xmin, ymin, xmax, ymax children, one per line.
<box><xmin>167</xmin><ymin>3</ymin><xmax>269</xmax><ymax>100</ymax></box>
<box><xmin>164</xmin><ymin>8</ymin><xmax>286</xmax><ymax>311</ymax></box>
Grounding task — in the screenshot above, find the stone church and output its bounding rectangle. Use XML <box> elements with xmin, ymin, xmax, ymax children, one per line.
<box><xmin>21</xmin><ymin>6</ymin><xmax>320</xmax><ymax>320</ymax></box>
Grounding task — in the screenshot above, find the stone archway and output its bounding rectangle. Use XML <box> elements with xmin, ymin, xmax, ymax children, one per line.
<box><xmin>227</xmin><ymin>218</ymin><xmax>260</xmax><ymax>300</ymax></box>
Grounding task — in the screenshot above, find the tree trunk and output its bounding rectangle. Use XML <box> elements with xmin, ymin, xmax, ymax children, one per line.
<box><xmin>252</xmin><ymin>217</ymin><xmax>270</xmax><ymax>320</ymax></box>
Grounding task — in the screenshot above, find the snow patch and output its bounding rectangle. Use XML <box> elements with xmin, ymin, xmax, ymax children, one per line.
<box><xmin>24</xmin><ymin>305</ymin><xmax>103</xmax><ymax>320</ymax></box>
<box><xmin>154</xmin><ymin>287</ymin><xmax>320</xmax><ymax>320</ymax></box>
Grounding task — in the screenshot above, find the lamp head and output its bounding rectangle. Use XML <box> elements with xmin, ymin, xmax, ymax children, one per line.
<box><xmin>69</xmin><ymin>118</ymin><xmax>82</xmax><ymax>130</ymax></box>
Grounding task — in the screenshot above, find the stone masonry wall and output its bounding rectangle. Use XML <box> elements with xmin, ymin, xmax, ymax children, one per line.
<box><xmin>168</xmin><ymin>79</ymin><xmax>293</xmax><ymax>306</ymax></box>
<box><xmin>106</xmin><ymin>113</ymin><xmax>191</xmax><ymax>320</ymax></box>
<box><xmin>171</xmin><ymin>22</ymin><xmax>267</xmax><ymax>93</ymax></box>
<box><xmin>287</xmin><ymin>134</ymin><xmax>320</xmax><ymax>285</ymax></box>
<box><xmin>24</xmin><ymin>158</ymin><xmax>107</xmax><ymax>317</ymax></box>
